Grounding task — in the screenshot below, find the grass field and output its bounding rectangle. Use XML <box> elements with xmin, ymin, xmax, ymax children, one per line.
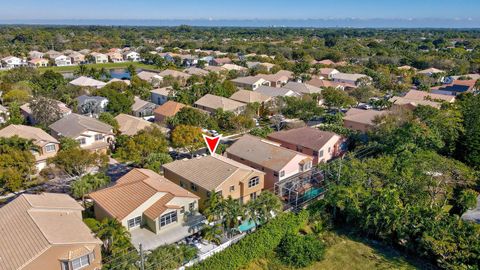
<box><xmin>37</xmin><ymin>62</ymin><xmax>161</xmax><ymax>73</ymax></box>
<box><xmin>243</xmin><ymin>232</ymin><xmax>434</xmax><ymax>270</ymax></box>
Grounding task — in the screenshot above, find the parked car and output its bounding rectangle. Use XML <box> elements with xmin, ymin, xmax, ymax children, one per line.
<box><xmin>358</xmin><ymin>103</ymin><xmax>372</xmax><ymax>110</ymax></box>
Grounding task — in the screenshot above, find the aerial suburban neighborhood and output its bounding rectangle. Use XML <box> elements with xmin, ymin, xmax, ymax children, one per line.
<box><xmin>0</xmin><ymin>1</ymin><xmax>479</xmax><ymax>270</ymax></box>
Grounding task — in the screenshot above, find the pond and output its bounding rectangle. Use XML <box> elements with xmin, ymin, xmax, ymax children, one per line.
<box><xmin>62</xmin><ymin>68</ymin><xmax>142</xmax><ymax>80</ymax></box>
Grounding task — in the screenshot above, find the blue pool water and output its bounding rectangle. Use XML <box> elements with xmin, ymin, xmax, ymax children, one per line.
<box><xmin>303</xmin><ymin>187</ymin><xmax>324</xmax><ymax>201</ymax></box>
<box><xmin>238</xmin><ymin>220</ymin><xmax>256</xmax><ymax>232</ymax></box>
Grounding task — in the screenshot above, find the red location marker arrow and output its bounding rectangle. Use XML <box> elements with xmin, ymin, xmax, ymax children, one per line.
<box><xmin>203</xmin><ymin>134</ymin><xmax>222</xmax><ymax>155</ymax></box>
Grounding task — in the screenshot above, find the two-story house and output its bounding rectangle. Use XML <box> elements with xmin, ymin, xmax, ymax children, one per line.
<box><xmin>231</xmin><ymin>76</ymin><xmax>271</xmax><ymax>90</ymax></box>
<box><xmin>90</xmin><ymin>52</ymin><xmax>108</xmax><ymax>64</ymax></box>
<box><xmin>123</xmin><ymin>51</ymin><xmax>141</xmax><ymax>62</ymax></box>
<box><xmin>267</xmin><ymin>127</ymin><xmax>344</xmax><ymax>165</ymax></box>
<box><xmin>53</xmin><ymin>55</ymin><xmax>72</xmax><ymax>66</ymax></box>
<box><xmin>49</xmin><ymin>113</ymin><xmax>114</xmax><ymax>153</ymax></box>
<box><xmin>163</xmin><ymin>155</ymin><xmax>265</xmax><ymax>207</ymax></box>
<box><xmin>0</xmin><ymin>125</ymin><xmax>60</xmax><ymax>172</ymax></box>
<box><xmin>150</xmin><ymin>87</ymin><xmax>173</xmax><ymax>105</ymax></box>
<box><xmin>0</xmin><ymin>193</ymin><xmax>102</xmax><ymax>270</ymax></box>
<box><xmin>1</xmin><ymin>56</ymin><xmax>26</xmax><ymax>69</ymax></box>
<box><xmin>226</xmin><ymin>135</ymin><xmax>313</xmax><ymax>189</ymax></box>
<box><xmin>89</xmin><ymin>169</ymin><xmax>202</xmax><ymax>250</ymax></box>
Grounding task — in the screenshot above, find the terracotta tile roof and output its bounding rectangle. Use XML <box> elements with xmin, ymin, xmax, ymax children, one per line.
<box><xmin>89</xmin><ymin>169</ymin><xmax>198</xmax><ymax>220</ymax></box>
<box><xmin>226</xmin><ymin>135</ymin><xmax>312</xmax><ymax>171</ymax></box>
<box><xmin>163</xmin><ymin>155</ymin><xmax>263</xmax><ymax>191</ymax></box>
<box><xmin>154</xmin><ymin>101</ymin><xmax>186</xmax><ymax>118</ymax></box>
<box><xmin>282</xmin><ymin>82</ymin><xmax>322</xmax><ymax>94</ymax></box>
<box><xmin>114</xmin><ymin>114</ymin><xmax>152</xmax><ymax>136</ymax></box>
<box><xmin>0</xmin><ymin>124</ymin><xmax>59</xmax><ymax>147</ymax></box>
<box><xmin>230</xmin><ymin>90</ymin><xmax>271</xmax><ymax>103</ymax></box>
<box><xmin>231</xmin><ymin>76</ymin><xmax>265</xmax><ymax>85</ymax></box>
<box><xmin>194</xmin><ymin>94</ymin><xmax>246</xmax><ymax>112</ymax></box>
<box><xmin>306</xmin><ymin>78</ymin><xmax>350</xmax><ymax>89</ymax></box>
<box><xmin>343</xmin><ymin>108</ymin><xmax>388</xmax><ymax>126</ymax></box>
<box><xmin>267</xmin><ymin>127</ymin><xmax>340</xmax><ymax>150</ymax></box>
<box><xmin>69</xmin><ymin>76</ymin><xmax>106</xmax><ymax>88</ymax></box>
<box><xmin>150</xmin><ymin>87</ymin><xmax>173</xmax><ymax>96</ymax></box>
<box><xmin>0</xmin><ymin>193</ymin><xmax>100</xmax><ymax>270</ymax></box>
<box><xmin>143</xmin><ymin>193</ymin><xmax>175</xmax><ymax>220</ymax></box>
<box><xmin>132</xmin><ymin>96</ymin><xmax>155</xmax><ymax>112</ymax></box>
<box><xmin>158</xmin><ymin>69</ymin><xmax>191</xmax><ymax>79</ymax></box>
<box><xmin>403</xmin><ymin>90</ymin><xmax>455</xmax><ymax>102</ymax></box>
<box><xmin>431</xmin><ymin>80</ymin><xmax>477</xmax><ymax>94</ymax></box>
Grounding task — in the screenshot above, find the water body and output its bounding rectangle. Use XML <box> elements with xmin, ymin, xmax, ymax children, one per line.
<box><xmin>62</xmin><ymin>68</ymin><xmax>140</xmax><ymax>80</ymax></box>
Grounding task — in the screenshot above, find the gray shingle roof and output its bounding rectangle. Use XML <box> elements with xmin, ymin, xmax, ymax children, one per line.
<box><xmin>49</xmin><ymin>113</ymin><xmax>113</xmax><ymax>138</ymax></box>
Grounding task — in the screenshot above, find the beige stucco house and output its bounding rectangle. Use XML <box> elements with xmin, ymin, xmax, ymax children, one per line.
<box><xmin>343</xmin><ymin>108</ymin><xmax>389</xmax><ymax>133</ymax></box>
<box><xmin>89</xmin><ymin>169</ymin><xmax>201</xmax><ymax>249</ymax></box>
<box><xmin>163</xmin><ymin>155</ymin><xmax>265</xmax><ymax>207</ymax></box>
<box><xmin>231</xmin><ymin>76</ymin><xmax>270</xmax><ymax>90</ymax></box>
<box><xmin>194</xmin><ymin>94</ymin><xmax>246</xmax><ymax>114</ymax></box>
<box><xmin>0</xmin><ymin>193</ymin><xmax>102</xmax><ymax>270</ymax></box>
<box><xmin>0</xmin><ymin>124</ymin><xmax>60</xmax><ymax>172</ymax></box>
<box><xmin>49</xmin><ymin>113</ymin><xmax>114</xmax><ymax>153</ymax></box>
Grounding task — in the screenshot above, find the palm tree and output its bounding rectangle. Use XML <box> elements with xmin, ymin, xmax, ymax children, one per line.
<box><xmin>221</xmin><ymin>197</ymin><xmax>246</xmax><ymax>237</ymax></box>
<box><xmin>246</xmin><ymin>191</ymin><xmax>282</xmax><ymax>226</ymax></box>
<box><xmin>201</xmin><ymin>223</ymin><xmax>223</xmax><ymax>245</ymax></box>
<box><xmin>203</xmin><ymin>191</ymin><xmax>224</xmax><ymax>222</ymax></box>
<box><xmin>96</xmin><ymin>219</ymin><xmax>132</xmax><ymax>256</ymax></box>
<box><xmin>74</xmin><ymin>64</ymin><xmax>88</xmax><ymax>76</ymax></box>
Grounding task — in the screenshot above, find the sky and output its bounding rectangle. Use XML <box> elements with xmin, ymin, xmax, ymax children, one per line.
<box><xmin>1</xmin><ymin>0</ymin><xmax>480</xmax><ymax>27</ymax></box>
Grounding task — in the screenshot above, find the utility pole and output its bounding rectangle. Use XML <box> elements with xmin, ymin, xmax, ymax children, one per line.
<box><xmin>139</xmin><ymin>244</ymin><xmax>145</xmax><ymax>270</ymax></box>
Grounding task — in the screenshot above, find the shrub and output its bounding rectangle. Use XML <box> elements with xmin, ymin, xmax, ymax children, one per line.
<box><xmin>276</xmin><ymin>233</ymin><xmax>325</xmax><ymax>268</ymax></box>
<box><xmin>190</xmin><ymin>211</ymin><xmax>308</xmax><ymax>270</ymax></box>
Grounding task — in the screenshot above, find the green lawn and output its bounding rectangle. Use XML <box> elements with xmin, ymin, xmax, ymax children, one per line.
<box><xmin>243</xmin><ymin>232</ymin><xmax>434</xmax><ymax>270</ymax></box>
<box><xmin>37</xmin><ymin>62</ymin><xmax>161</xmax><ymax>73</ymax></box>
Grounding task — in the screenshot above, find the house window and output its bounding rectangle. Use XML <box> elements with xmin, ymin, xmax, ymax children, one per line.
<box><xmin>127</xmin><ymin>216</ymin><xmax>141</xmax><ymax>229</ymax></box>
<box><xmin>189</xmin><ymin>202</ymin><xmax>195</xmax><ymax>212</ymax></box>
<box><xmin>180</xmin><ymin>181</ymin><xmax>185</xmax><ymax>188</ymax></box>
<box><xmin>180</xmin><ymin>206</ymin><xmax>185</xmax><ymax>214</ymax></box>
<box><xmin>77</xmin><ymin>138</ymin><xmax>86</xmax><ymax>145</ymax></box>
<box><xmin>45</xmin><ymin>144</ymin><xmax>56</xmax><ymax>153</ymax></box>
<box><xmin>230</xmin><ymin>185</ymin><xmax>235</xmax><ymax>192</ymax></box>
<box><xmin>313</xmin><ymin>151</ymin><xmax>319</xmax><ymax>157</ymax></box>
<box><xmin>248</xmin><ymin>177</ymin><xmax>260</xmax><ymax>188</ymax></box>
<box><xmin>160</xmin><ymin>211</ymin><xmax>178</xmax><ymax>227</ymax></box>
<box><xmin>319</xmin><ymin>150</ymin><xmax>324</xmax><ymax>157</ymax></box>
<box><xmin>250</xmin><ymin>192</ymin><xmax>257</xmax><ymax>201</ymax></box>
<box><xmin>328</xmin><ymin>147</ymin><xmax>331</xmax><ymax>153</ymax></box>
<box><xmin>280</xmin><ymin>171</ymin><xmax>285</xmax><ymax>177</ymax></box>
<box><xmin>94</xmin><ymin>134</ymin><xmax>104</xmax><ymax>141</ymax></box>
<box><xmin>191</xmin><ymin>183</ymin><xmax>197</xmax><ymax>191</ymax></box>
<box><xmin>71</xmin><ymin>254</ymin><xmax>90</xmax><ymax>270</ymax></box>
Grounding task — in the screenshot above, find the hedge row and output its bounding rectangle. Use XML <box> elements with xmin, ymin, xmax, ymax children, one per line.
<box><xmin>190</xmin><ymin>211</ymin><xmax>309</xmax><ymax>270</ymax></box>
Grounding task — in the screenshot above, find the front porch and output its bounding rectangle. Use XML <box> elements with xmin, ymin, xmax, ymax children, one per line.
<box><xmin>130</xmin><ymin>213</ymin><xmax>205</xmax><ymax>251</ymax></box>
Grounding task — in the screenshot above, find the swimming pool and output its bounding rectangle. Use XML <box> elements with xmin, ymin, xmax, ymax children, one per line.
<box><xmin>302</xmin><ymin>187</ymin><xmax>325</xmax><ymax>201</ymax></box>
<box><xmin>238</xmin><ymin>220</ymin><xmax>257</xmax><ymax>232</ymax></box>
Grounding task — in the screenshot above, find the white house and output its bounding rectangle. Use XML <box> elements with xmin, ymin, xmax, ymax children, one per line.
<box><xmin>1</xmin><ymin>56</ymin><xmax>26</xmax><ymax>69</ymax></box>
<box><xmin>90</xmin><ymin>52</ymin><xmax>108</xmax><ymax>64</ymax></box>
<box><xmin>54</xmin><ymin>55</ymin><xmax>72</xmax><ymax>66</ymax></box>
<box><xmin>124</xmin><ymin>51</ymin><xmax>141</xmax><ymax>62</ymax></box>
